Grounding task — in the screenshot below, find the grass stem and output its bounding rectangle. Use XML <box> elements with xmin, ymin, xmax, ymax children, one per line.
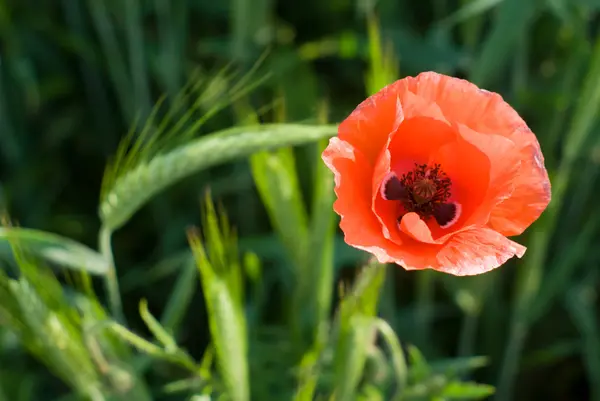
<box><xmin>99</xmin><ymin>226</ymin><xmax>126</xmax><ymax>325</ymax></box>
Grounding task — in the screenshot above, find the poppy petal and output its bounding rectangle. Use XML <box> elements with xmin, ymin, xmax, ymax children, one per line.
<box><xmin>338</xmin><ymin>87</ymin><xmax>404</xmax><ymax>164</ymax></box>
<box><xmin>433</xmin><ymin>228</ymin><xmax>527</xmax><ymax>276</ymax></box>
<box><xmin>401</xmin><ymin>72</ymin><xmax>551</xmax><ymax>235</ymax></box>
<box><xmin>399</xmin><ymin>90</ymin><xmax>447</xmax><ymax>121</ymax></box>
<box><xmin>371</xmin><ymin>117</ymin><xmax>457</xmax><ymax>244</ymax></box>
<box><xmin>399</xmin><ymin>212</ymin><xmax>436</xmax><ymax>243</ymax></box>
<box><xmin>387</xmin><ymin>117</ymin><xmax>457</xmax><ymax>169</ymax></box>
<box><xmin>403</xmin><ymin>72</ymin><xmax>525</xmax><ymax>137</ymax></box>
<box><xmin>454</xmin><ymin>124</ymin><xmax>522</xmax><ymax>227</ymax></box>
<box><xmin>324</xmin><ymin>72</ymin><xmax>550</xmax><ymax>276</ymax></box>
<box><xmin>322</xmin><ymin>137</ymin><xmax>407</xmax><ymax>261</ymax></box>
<box><xmin>488</xmin><ymin>141</ymin><xmax>552</xmax><ymax>236</ymax></box>
<box><xmin>426</xmin><ymin>137</ymin><xmax>489</xmax><ymax>239</ymax></box>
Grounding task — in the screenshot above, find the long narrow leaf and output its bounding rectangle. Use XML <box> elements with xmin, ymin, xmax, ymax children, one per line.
<box><xmin>0</xmin><ymin>227</ymin><xmax>107</xmax><ymax>275</ymax></box>
<box><xmin>100</xmin><ymin>124</ymin><xmax>337</xmax><ymax>231</ymax></box>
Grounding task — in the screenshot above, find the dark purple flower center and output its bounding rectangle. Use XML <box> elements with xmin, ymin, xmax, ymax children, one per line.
<box><xmin>381</xmin><ymin>163</ymin><xmax>460</xmax><ymax>228</ymax></box>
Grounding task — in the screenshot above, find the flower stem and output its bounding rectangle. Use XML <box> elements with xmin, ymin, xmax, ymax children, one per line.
<box><xmin>494</xmin><ymin>318</ymin><xmax>527</xmax><ymax>401</ymax></box>
<box><xmin>416</xmin><ymin>269</ymin><xmax>434</xmax><ymax>347</ymax></box>
<box><xmin>457</xmin><ymin>311</ymin><xmax>479</xmax><ymax>359</ymax></box>
<box><xmin>99</xmin><ymin>225</ymin><xmax>126</xmax><ymax>324</ymax></box>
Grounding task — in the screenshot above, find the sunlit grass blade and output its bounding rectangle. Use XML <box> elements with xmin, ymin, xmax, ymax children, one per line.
<box><xmin>0</xmin><ymin>249</ymin><xmax>106</xmax><ymax>399</ymax></box>
<box><xmin>250</xmin><ymin>145</ymin><xmax>309</xmax><ymax>270</ymax></box>
<box><xmin>332</xmin><ymin>317</ymin><xmax>376</xmax><ymax>400</ymax></box>
<box><xmin>105</xmin><ymin>321</ymin><xmax>198</xmax><ymax>373</ymax></box>
<box><xmin>0</xmin><ymin>227</ymin><xmax>107</xmax><ymax>275</ymax></box>
<box><xmin>331</xmin><ymin>261</ymin><xmax>387</xmax><ymax>399</ymax></box>
<box><xmin>372</xmin><ymin>318</ymin><xmax>408</xmax><ymax>398</ymax></box>
<box><xmin>100</xmin><ymin>57</ymin><xmax>272</xmax><ymax>232</ymax></box>
<box><xmin>187</xmin><ymin>194</ymin><xmax>249</xmax><ymax>401</ymax></box>
<box><xmin>365</xmin><ymin>12</ymin><xmax>399</xmax><ymax>95</ymax></box>
<box><xmin>100</xmin><ymin>123</ymin><xmax>336</xmax><ymax>231</ymax></box>
<box><xmin>292</xmin><ymin>328</ymin><xmax>328</xmax><ymax>401</ymax></box>
<box><xmin>439</xmin><ymin>381</ymin><xmax>495</xmax><ymax>399</ymax></box>
<box><xmin>139</xmin><ymin>299</ymin><xmax>177</xmax><ymax>351</ymax></box>
<box><xmin>301</xmin><ymin>108</ymin><xmax>337</xmax><ymax>341</ymax></box>
<box><xmin>135</xmin><ymin>257</ymin><xmax>198</xmax><ymax>375</ymax></box>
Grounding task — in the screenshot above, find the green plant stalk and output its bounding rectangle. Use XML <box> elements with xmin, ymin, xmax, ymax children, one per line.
<box><xmin>469</xmin><ymin>0</ymin><xmax>536</xmax><ymax>88</ymax></box>
<box><xmin>333</xmin><ymin>318</ymin><xmax>375</xmax><ymax>400</ymax></box>
<box><xmin>495</xmin><ymin>28</ymin><xmax>600</xmax><ymax>401</ymax></box>
<box><xmin>416</xmin><ymin>269</ymin><xmax>434</xmax><ymax>349</ymax></box>
<box><xmin>566</xmin><ymin>280</ymin><xmax>600</xmax><ymax>401</ymax></box>
<box><xmin>297</xmin><ymin>136</ymin><xmax>336</xmax><ymax>344</ymax></box>
<box><xmin>98</xmin><ymin>226</ymin><xmax>125</xmax><ymax>324</ymax></box>
<box><xmin>494</xmin><ymin>213</ymin><xmax>551</xmax><ymax>401</ymax></box>
<box><xmin>457</xmin><ymin>311</ymin><xmax>479</xmax><ymax>359</ymax></box>
<box><xmin>86</xmin><ymin>0</ymin><xmax>132</xmax><ymax>120</ymax></box>
<box><xmin>332</xmin><ymin>263</ymin><xmax>386</xmax><ymax>399</ymax></box>
<box><xmin>373</xmin><ymin>318</ymin><xmax>408</xmax><ymax>397</ymax></box>
<box><xmin>125</xmin><ymin>0</ymin><xmax>151</xmax><ymax>117</ymax></box>
<box><xmin>457</xmin><ymin>0</ymin><xmax>486</xmax><ymax>51</ymax></box>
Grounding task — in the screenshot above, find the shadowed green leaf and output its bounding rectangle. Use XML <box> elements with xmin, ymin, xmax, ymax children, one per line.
<box><xmin>0</xmin><ymin>227</ymin><xmax>107</xmax><ymax>275</ymax></box>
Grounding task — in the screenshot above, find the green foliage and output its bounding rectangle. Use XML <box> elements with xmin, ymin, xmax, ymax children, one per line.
<box><xmin>188</xmin><ymin>194</ymin><xmax>249</xmax><ymax>401</ymax></box>
<box><xmin>0</xmin><ymin>227</ymin><xmax>107</xmax><ymax>275</ymax></box>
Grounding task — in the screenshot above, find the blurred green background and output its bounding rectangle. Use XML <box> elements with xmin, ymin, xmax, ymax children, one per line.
<box><xmin>1</xmin><ymin>0</ymin><xmax>600</xmax><ymax>400</ymax></box>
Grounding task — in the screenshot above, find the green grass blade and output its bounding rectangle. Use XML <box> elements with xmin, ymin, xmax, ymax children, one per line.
<box><xmin>250</xmin><ymin>147</ymin><xmax>309</xmax><ymax>271</ymax></box>
<box><xmin>230</xmin><ymin>0</ymin><xmax>271</xmax><ymax>62</ymax></box>
<box><xmin>106</xmin><ymin>321</ymin><xmax>198</xmax><ymax>373</ymax></box>
<box><xmin>435</xmin><ymin>0</ymin><xmax>502</xmax><ymax>29</ymax></box>
<box><xmin>139</xmin><ymin>299</ymin><xmax>177</xmax><ymax>351</ymax></box>
<box><xmin>440</xmin><ymin>381</ymin><xmax>495</xmax><ymax>399</ymax></box>
<box><xmin>469</xmin><ymin>0</ymin><xmax>537</xmax><ymax>87</ymax></box>
<box><xmin>124</xmin><ymin>0</ymin><xmax>151</xmax><ymax>117</ymax></box>
<box><xmin>332</xmin><ymin>262</ymin><xmax>387</xmax><ymax>399</ymax></box>
<box><xmin>333</xmin><ymin>317</ymin><xmax>376</xmax><ymax>400</ymax></box>
<box><xmin>428</xmin><ymin>356</ymin><xmax>490</xmax><ymax>376</ymax></box>
<box><xmin>86</xmin><ymin>0</ymin><xmax>132</xmax><ymax>119</ymax></box>
<box><xmin>160</xmin><ymin>257</ymin><xmax>198</xmax><ymax>331</ymax></box>
<box><xmin>496</xmin><ymin>29</ymin><xmax>600</xmax><ymax>401</ymax></box>
<box><xmin>100</xmin><ymin>123</ymin><xmax>337</xmax><ymax>231</ymax></box>
<box><xmin>188</xmin><ymin>198</ymin><xmax>249</xmax><ymax>401</ymax></box>
<box><xmin>415</xmin><ymin>270</ymin><xmax>435</xmax><ymax>352</ymax></box>
<box><xmin>293</xmin><ymin>333</ymin><xmax>327</xmax><ymax>401</ymax></box>
<box><xmin>365</xmin><ymin>12</ymin><xmax>399</xmax><ymax>95</ymax></box>
<box><xmin>372</xmin><ymin>318</ymin><xmax>408</xmax><ymax>397</ymax></box>
<box><xmin>528</xmin><ymin>210</ymin><xmax>600</xmax><ymax>323</ymax></box>
<box><xmin>303</xmin><ymin>136</ymin><xmax>337</xmax><ymax>336</ymax></box>
<box><xmin>565</xmin><ymin>275</ymin><xmax>600</xmax><ymax>401</ymax></box>
<box><xmin>0</xmin><ymin>227</ymin><xmax>107</xmax><ymax>275</ymax></box>
<box><xmin>201</xmin><ymin>276</ymin><xmax>249</xmax><ymax>401</ymax></box>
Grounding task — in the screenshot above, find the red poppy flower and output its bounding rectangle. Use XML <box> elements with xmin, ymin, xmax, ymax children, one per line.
<box><xmin>323</xmin><ymin>72</ymin><xmax>551</xmax><ymax>276</ymax></box>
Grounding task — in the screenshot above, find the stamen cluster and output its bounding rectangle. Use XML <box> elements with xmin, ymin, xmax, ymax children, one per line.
<box><xmin>399</xmin><ymin>163</ymin><xmax>451</xmax><ymax>218</ymax></box>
